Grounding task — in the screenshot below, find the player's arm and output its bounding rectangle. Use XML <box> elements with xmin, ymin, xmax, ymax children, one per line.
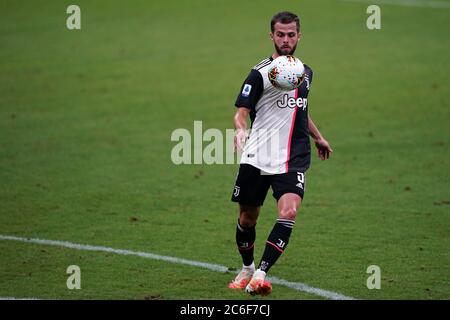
<box><xmin>234</xmin><ymin>107</ymin><xmax>250</xmax><ymax>152</ymax></box>
<box><xmin>308</xmin><ymin>115</ymin><xmax>333</xmax><ymax>160</ymax></box>
<box><xmin>233</xmin><ymin>68</ymin><xmax>263</xmax><ymax>152</ymax></box>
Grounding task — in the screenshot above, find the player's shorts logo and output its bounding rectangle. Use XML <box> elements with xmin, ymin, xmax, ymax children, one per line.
<box><xmin>233</xmin><ymin>186</ymin><xmax>240</xmax><ymax>197</ymax></box>
<box><xmin>296</xmin><ymin>172</ymin><xmax>305</xmax><ymax>189</ymax></box>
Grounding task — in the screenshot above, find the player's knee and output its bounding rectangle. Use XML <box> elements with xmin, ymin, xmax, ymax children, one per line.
<box><xmin>239</xmin><ymin>208</ymin><xmax>259</xmax><ymax>227</ymax></box>
<box><xmin>239</xmin><ymin>213</ymin><xmax>257</xmax><ymax>228</ymax></box>
<box><xmin>278</xmin><ymin>207</ymin><xmax>297</xmax><ymax>221</ymax></box>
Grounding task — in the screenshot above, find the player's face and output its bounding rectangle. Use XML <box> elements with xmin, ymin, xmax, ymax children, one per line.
<box><xmin>270</xmin><ymin>22</ymin><xmax>301</xmax><ymax>56</ymax></box>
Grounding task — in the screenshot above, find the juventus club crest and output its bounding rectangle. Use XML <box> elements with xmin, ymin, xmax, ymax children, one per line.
<box><xmin>233</xmin><ymin>186</ymin><xmax>240</xmax><ymax>197</ymax></box>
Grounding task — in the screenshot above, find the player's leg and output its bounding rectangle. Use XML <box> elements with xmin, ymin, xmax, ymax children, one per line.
<box><xmin>229</xmin><ymin>164</ymin><xmax>270</xmax><ymax>289</ymax></box>
<box><xmin>259</xmin><ymin>193</ymin><xmax>301</xmax><ymax>273</ymax></box>
<box><xmin>245</xmin><ymin>172</ymin><xmax>305</xmax><ymax>295</ymax></box>
<box><xmin>228</xmin><ymin>205</ymin><xmax>260</xmax><ymax>289</ymax></box>
<box><xmin>237</xmin><ymin>204</ymin><xmax>260</xmax><ymax>267</ymax></box>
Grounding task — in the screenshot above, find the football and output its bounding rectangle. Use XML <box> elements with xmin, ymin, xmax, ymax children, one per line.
<box><xmin>268</xmin><ymin>55</ymin><xmax>305</xmax><ymax>91</ymax></box>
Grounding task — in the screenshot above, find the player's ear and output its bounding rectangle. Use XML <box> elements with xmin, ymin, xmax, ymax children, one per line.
<box><xmin>297</xmin><ymin>32</ymin><xmax>302</xmax><ymax>42</ymax></box>
<box><xmin>269</xmin><ymin>32</ymin><xmax>274</xmax><ymax>41</ymax></box>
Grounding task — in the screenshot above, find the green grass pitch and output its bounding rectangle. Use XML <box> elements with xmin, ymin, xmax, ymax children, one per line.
<box><xmin>0</xmin><ymin>0</ymin><xmax>449</xmax><ymax>299</ymax></box>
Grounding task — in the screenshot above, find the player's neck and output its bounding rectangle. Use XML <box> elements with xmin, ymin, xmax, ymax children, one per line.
<box><xmin>272</xmin><ymin>52</ymin><xmax>297</xmax><ymax>59</ymax></box>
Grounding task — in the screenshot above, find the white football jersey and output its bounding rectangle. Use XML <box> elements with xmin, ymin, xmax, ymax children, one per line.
<box><xmin>235</xmin><ymin>56</ymin><xmax>313</xmax><ymax>174</ymax></box>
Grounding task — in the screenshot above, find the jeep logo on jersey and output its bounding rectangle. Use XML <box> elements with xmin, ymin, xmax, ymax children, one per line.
<box><xmin>276</xmin><ymin>94</ymin><xmax>308</xmax><ymax>110</ymax></box>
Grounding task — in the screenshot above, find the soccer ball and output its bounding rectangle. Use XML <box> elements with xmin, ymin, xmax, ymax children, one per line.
<box><xmin>268</xmin><ymin>55</ymin><xmax>305</xmax><ymax>91</ymax></box>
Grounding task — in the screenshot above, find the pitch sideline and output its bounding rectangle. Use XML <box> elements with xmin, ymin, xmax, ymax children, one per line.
<box><xmin>0</xmin><ymin>234</ymin><xmax>355</xmax><ymax>300</ymax></box>
<box><xmin>340</xmin><ymin>0</ymin><xmax>450</xmax><ymax>9</ymax></box>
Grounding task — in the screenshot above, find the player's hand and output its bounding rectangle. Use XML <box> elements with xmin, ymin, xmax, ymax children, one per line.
<box><xmin>234</xmin><ymin>129</ymin><xmax>248</xmax><ymax>152</ymax></box>
<box><xmin>314</xmin><ymin>138</ymin><xmax>333</xmax><ymax>160</ymax></box>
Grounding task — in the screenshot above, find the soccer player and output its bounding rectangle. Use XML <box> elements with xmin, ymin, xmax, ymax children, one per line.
<box><xmin>228</xmin><ymin>11</ymin><xmax>333</xmax><ymax>295</ymax></box>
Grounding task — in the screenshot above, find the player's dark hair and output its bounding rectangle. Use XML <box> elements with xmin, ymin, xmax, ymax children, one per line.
<box><xmin>270</xmin><ymin>11</ymin><xmax>300</xmax><ymax>33</ymax></box>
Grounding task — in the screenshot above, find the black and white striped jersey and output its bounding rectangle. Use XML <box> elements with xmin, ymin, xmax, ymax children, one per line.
<box><xmin>235</xmin><ymin>56</ymin><xmax>313</xmax><ymax>174</ymax></box>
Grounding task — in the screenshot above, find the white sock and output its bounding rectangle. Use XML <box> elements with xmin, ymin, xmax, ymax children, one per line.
<box><xmin>243</xmin><ymin>262</ymin><xmax>255</xmax><ymax>271</ymax></box>
<box><xmin>253</xmin><ymin>269</ymin><xmax>266</xmax><ymax>279</ymax></box>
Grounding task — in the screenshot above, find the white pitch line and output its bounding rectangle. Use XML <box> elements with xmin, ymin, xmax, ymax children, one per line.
<box><xmin>0</xmin><ymin>297</ymin><xmax>40</xmax><ymax>300</ymax></box>
<box><xmin>340</xmin><ymin>0</ymin><xmax>450</xmax><ymax>9</ymax></box>
<box><xmin>0</xmin><ymin>234</ymin><xmax>355</xmax><ymax>300</ymax></box>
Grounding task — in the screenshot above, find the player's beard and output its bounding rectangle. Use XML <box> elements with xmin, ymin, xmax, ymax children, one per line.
<box><xmin>275</xmin><ymin>43</ymin><xmax>297</xmax><ymax>56</ymax></box>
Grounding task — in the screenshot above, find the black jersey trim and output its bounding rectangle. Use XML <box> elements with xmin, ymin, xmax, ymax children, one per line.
<box><xmin>255</xmin><ymin>61</ymin><xmax>271</xmax><ymax>71</ymax></box>
<box><xmin>253</xmin><ymin>58</ymin><xmax>270</xmax><ymax>70</ymax></box>
<box><xmin>253</xmin><ymin>56</ymin><xmax>274</xmax><ymax>71</ymax></box>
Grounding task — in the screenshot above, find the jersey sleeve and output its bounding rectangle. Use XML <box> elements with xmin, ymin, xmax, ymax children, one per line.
<box><xmin>308</xmin><ymin>67</ymin><xmax>313</xmax><ymax>86</ymax></box>
<box><xmin>234</xmin><ymin>69</ymin><xmax>264</xmax><ymax>110</ymax></box>
<box><xmin>304</xmin><ymin>64</ymin><xmax>313</xmax><ymax>90</ymax></box>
